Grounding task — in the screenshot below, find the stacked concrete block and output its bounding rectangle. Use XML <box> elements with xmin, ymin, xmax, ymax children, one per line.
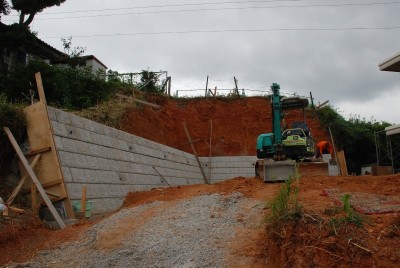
<box><xmin>48</xmin><ymin>107</ymin><xmax>205</xmax><ymax>214</ymax></box>
<box><xmin>200</xmin><ymin>156</ymin><xmax>258</xmax><ymax>184</ymax></box>
<box><xmin>47</xmin><ymin>107</ymin><xmax>259</xmax><ymax>215</ymax></box>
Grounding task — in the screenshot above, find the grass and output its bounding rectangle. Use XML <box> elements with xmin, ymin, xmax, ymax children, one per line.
<box><xmin>328</xmin><ymin>194</ymin><xmax>372</xmax><ymax>235</ymax></box>
<box><xmin>265</xmin><ymin>177</ymin><xmax>303</xmax><ymax>226</ymax></box>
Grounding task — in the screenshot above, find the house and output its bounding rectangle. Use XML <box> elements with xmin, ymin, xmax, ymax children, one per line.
<box><xmin>379</xmin><ymin>51</ymin><xmax>400</xmax><ymax>72</ymax></box>
<box><xmin>0</xmin><ymin>22</ymin><xmax>107</xmax><ymax>75</ymax></box>
<box><xmin>378</xmin><ymin>51</ymin><xmax>400</xmax><ymax>173</ymax></box>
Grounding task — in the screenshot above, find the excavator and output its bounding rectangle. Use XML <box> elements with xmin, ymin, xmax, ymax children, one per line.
<box><xmin>255</xmin><ymin>83</ymin><xmax>314</xmax><ymax>181</ymax></box>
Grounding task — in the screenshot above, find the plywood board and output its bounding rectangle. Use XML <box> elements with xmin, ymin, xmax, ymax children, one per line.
<box><xmin>337</xmin><ymin>150</ymin><xmax>348</xmax><ymax>176</ymax></box>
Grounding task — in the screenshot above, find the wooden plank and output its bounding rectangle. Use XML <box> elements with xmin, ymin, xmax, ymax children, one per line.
<box><xmin>6</xmin><ymin>153</ymin><xmax>41</xmax><ymax>206</ymax></box>
<box><xmin>183</xmin><ymin>123</ymin><xmax>209</xmax><ymax>184</ymax></box>
<box><xmin>115</xmin><ymin>93</ymin><xmax>161</xmax><ymax>109</ymax></box>
<box><xmin>4</xmin><ymin>127</ymin><xmax>66</xmax><ymax>229</ymax></box>
<box><xmin>133</xmin><ymin>97</ymin><xmax>161</xmax><ymax>109</ymax></box>
<box><xmin>337</xmin><ymin>150</ymin><xmax>349</xmax><ymax>176</ymax></box>
<box><xmin>35</xmin><ymin>72</ymin><xmax>47</xmax><ymax>104</ymax></box>
<box><xmin>25</xmin><ymin>147</ymin><xmax>51</xmax><ymax>157</ymax></box>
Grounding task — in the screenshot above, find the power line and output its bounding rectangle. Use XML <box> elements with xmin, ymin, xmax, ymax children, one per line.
<box><xmin>6</xmin><ymin>0</ymin><xmax>314</xmax><ymax>16</ymax></box>
<box><xmin>6</xmin><ymin>1</ymin><xmax>400</xmax><ymax>21</ymax></box>
<box><xmin>42</xmin><ymin>26</ymin><xmax>400</xmax><ymax>39</ymax></box>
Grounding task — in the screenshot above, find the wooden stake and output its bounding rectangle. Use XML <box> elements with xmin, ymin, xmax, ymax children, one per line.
<box><xmin>3</xmin><ymin>127</ymin><xmax>66</xmax><ymax>229</ymax></box>
<box><xmin>35</xmin><ymin>72</ymin><xmax>47</xmax><ymax>104</ymax></box>
<box><xmin>31</xmin><ymin>183</ymin><xmax>37</xmax><ymax>214</ymax></box>
<box><xmin>6</xmin><ymin>153</ymin><xmax>41</xmax><ymax>206</ymax></box>
<box><xmin>81</xmin><ymin>186</ymin><xmax>87</xmax><ymax>213</ymax></box>
<box><xmin>183</xmin><ymin>123</ymin><xmax>209</xmax><ymax>184</ymax></box>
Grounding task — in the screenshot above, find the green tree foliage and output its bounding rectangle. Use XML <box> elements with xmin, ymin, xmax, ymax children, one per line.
<box><xmin>140</xmin><ymin>70</ymin><xmax>164</xmax><ymax>93</ymax></box>
<box><xmin>316</xmin><ymin>106</ymin><xmax>391</xmax><ymax>174</ymax></box>
<box><xmin>61</xmin><ymin>37</ymin><xmax>87</xmax><ymax>68</ymax></box>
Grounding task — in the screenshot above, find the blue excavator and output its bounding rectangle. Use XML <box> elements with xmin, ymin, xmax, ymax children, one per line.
<box><xmin>256</xmin><ymin>83</ymin><xmax>314</xmax><ymax>161</ymax></box>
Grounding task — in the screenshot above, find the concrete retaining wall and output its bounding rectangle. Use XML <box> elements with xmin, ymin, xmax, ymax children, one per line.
<box><xmin>200</xmin><ymin>156</ymin><xmax>257</xmax><ymax>184</ymax></box>
<box><xmin>47</xmin><ymin>107</ymin><xmax>257</xmax><ymax>214</ymax></box>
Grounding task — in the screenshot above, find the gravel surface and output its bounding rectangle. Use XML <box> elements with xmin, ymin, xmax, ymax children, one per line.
<box><xmin>11</xmin><ymin>192</ymin><xmax>263</xmax><ymax>268</ymax></box>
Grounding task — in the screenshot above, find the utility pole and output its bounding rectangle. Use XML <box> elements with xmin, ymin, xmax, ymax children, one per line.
<box><xmin>234</xmin><ymin>76</ymin><xmax>240</xmax><ymax>97</ymax></box>
<box><xmin>205</xmin><ymin>76</ymin><xmax>209</xmax><ymax>97</ymax></box>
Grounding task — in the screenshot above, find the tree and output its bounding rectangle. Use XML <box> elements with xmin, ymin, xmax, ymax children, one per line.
<box><xmin>0</xmin><ymin>0</ymin><xmax>67</xmax><ymax>72</ymax></box>
<box><xmin>0</xmin><ymin>0</ymin><xmax>10</xmax><ymax>20</ymax></box>
<box><xmin>140</xmin><ymin>70</ymin><xmax>163</xmax><ymax>93</ymax></box>
<box><xmin>11</xmin><ymin>0</ymin><xmax>66</xmax><ymax>28</ymax></box>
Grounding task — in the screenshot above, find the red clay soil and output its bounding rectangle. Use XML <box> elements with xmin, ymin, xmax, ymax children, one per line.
<box><xmin>119</xmin><ymin>95</ymin><xmax>330</xmax><ymax>157</ymax></box>
<box><xmin>1</xmin><ymin>175</ymin><xmax>399</xmax><ymax>267</ymax></box>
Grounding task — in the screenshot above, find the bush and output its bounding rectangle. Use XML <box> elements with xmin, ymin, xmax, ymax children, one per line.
<box><xmin>1</xmin><ymin>59</ymin><xmax>115</xmax><ymax>109</ymax></box>
<box><xmin>0</xmin><ymin>94</ymin><xmax>26</xmax><ymax>176</ymax></box>
<box><xmin>316</xmin><ymin>106</ymin><xmax>392</xmax><ymax>174</ymax></box>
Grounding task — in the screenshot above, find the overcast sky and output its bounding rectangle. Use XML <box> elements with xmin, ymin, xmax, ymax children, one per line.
<box><xmin>5</xmin><ymin>0</ymin><xmax>400</xmax><ymax>124</ymax></box>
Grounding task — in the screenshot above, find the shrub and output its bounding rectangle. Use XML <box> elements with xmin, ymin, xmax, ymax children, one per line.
<box><xmin>0</xmin><ymin>94</ymin><xmax>26</xmax><ymax>176</ymax></box>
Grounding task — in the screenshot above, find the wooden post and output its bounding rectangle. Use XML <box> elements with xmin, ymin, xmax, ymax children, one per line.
<box><xmin>31</xmin><ymin>183</ymin><xmax>37</xmax><ymax>214</ymax></box>
<box><xmin>329</xmin><ymin>126</ymin><xmax>341</xmax><ymax>176</ymax></box>
<box><xmin>81</xmin><ymin>186</ymin><xmax>87</xmax><ymax>213</ymax></box>
<box><xmin>3</xmin><ymin>127</ymin><xmax>66</xmax><ymax>229</ymax></box>
<box><xmin>183</xmin><ymin>123</ymin><xmax>209</xmax><ymax>184</ymax></box>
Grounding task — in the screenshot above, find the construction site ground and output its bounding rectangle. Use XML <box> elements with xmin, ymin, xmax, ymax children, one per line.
<box><xmin>1</xmin><ymin>96</ymin><xmax>399</xmax><ymax>267</ymax></box>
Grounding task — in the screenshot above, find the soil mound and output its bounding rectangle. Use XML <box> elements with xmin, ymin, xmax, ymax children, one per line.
<box><xmin>119</xmin><ymin>95</ymin><xmax>330</xmax><ymax>156</ymax></box>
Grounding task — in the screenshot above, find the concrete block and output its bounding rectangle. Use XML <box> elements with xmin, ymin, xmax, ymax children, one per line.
<box><xmin>69</xmin><ymin>114</ymin><xmax>85</xmax><ymax>128</ymax></box>
<box><xmin>97</xmin><ymin>157</ymin><xmax>110</xmax><ymax>170</ymax></box>
<box><xmin>89</xmin><ymin>144</ymin><xmax>100</xmax><ymax>156</ymax></box>
<box><xmin>117</xmin><ymin>161</ymin><xmax>131</xmax><ymax>173</ymax></box>
<box><xmin>86</xmin><ymin>156</ymin><xmax>99</xmax><ymax>169</ymax></box>
<box><xmin>51</xmin><ymin>121</ymin><xmax>68</xmax><ymax>137</ymax></box>
<box><xmin>101</xmin><ymin>135</ymin><xmax>112</xmax><ymax>147</ymax></box>
<box><xmin>85</xmin><ymin>169</ymin><xmax>99</xmax><ymax>183</ymax></box>
<box><xmin>118</xmin><ymin>151</ymin><xmax>127</xmax><ymax>161</ymax></box>
<box><xmin>74</xmin><ymin>128</ymin><xmax>92</xmax><ymax>143</ymax></box>
<box><xmin>91</xmin><ymin>132</ymin><xmax>103</xmax><ymax>145</ymax></box>
<box><xmin>108</xmin><ymin>148</ymin><xmax>119</xmax><ymax>160</ymax></box>
<box><xmin>55</xmin><ymin>109</ymin><xmax>71</xmax><ymax>124</ymax></box>
<box><xmin>61</xmin><ymin>166</ymin><xmax>73</xmax><ymax>182</ymax></box>
<box><xmin>61</xmin><ymin>137</ymin><xmax>77</xmax><ymax>152</ymax></box>
<box><xmin>66</xmin><ymin>183</ymin><xmax>82</xmax><ymax>200</ymax></box>
<box><xmin>118</xmin><ymin>140</ymin><xmax>128</xmax><ymax>151</ymax></box>
<box><xmin>70</xmin><ymin>168</ymin><xmax>87</xmax><ymax>183</ymax></box>
<box><xmin>53</xmin><ymin>136</ymin><xmax>63</xmax><ymax>150</ymax></box>
<box><xmin>98</xmin><ymin>146</ymin><xmax>110</xmax><ymax>158</ymax></box>
<box><xmin>73</xmin><ymin>154</ymin><xmax>88</xmax><ymax>168</ymax></box>
<box><xmin>96</xmin><ymin>170</ymin><xmax>120</xmax><ymax>183</ymax></box>
<box><xmin>108</xmin><ymin>159</ymin><xmax>119</xmax><ymax>171</ymax></box>
<box><xmin>58</xmin><ymin>151</ymin><xmax>76</xmax><ymax>167</ymax></box>
<box><xmin>102</xmin><ymin>126</ymin><xmax>111</xmax><ymax>137</ymax></box>
<box><xmin>75</xmin><ymin>140</ymin><xmax>90</xmax><ymax>155</ymax></box>
<box><xmin>92</xmin><ymin>122</ymin><xmax>104</xmax><ymax>135</ymax></box>
<box><xmin>110</xmin><ymin>137</ymin><xmax>120</xmax><ymax>149</ymax></box>
<box><xmin>81</xmin><ymin>118</ymin><xmax>95</xmax><ymax>132</ymax></box>
<box><xmin>47</xmin><ymin>107</ymin><xmax>57</xmax><ymax>121</ymax></box>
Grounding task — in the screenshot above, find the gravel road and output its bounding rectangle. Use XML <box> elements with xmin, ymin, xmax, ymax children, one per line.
<box><xmin>12</xmin><ymin>192</ymin><xmax>264</xmax><ymax>268</ymax></box>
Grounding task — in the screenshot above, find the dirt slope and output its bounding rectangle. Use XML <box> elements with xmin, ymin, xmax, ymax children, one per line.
<box><xmin>119</xmin><ymin>96</ymin><xmax>330</xmax><ymax>156</ymax></box>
